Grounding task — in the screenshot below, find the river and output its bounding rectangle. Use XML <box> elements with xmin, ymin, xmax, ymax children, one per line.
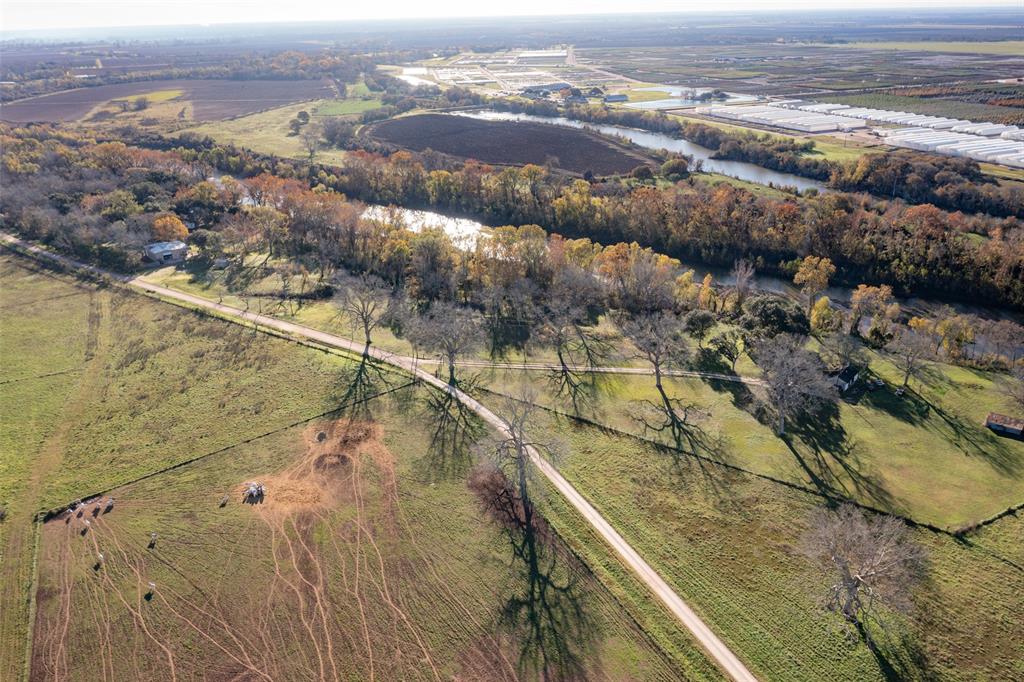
<box><xmin>454</xmin><ymin>110</ymin><xmax>827</xmax><ymax>193</ymax></box>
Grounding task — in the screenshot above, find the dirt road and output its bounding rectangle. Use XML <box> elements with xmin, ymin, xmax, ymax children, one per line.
<box><xmin>1</xmin><ymin>234</ymin><xmax>759</xmax><ymax>682</ymax></box>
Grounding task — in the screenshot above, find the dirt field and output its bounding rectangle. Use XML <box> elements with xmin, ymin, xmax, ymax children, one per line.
<box><xmin>365</xmin><ymin>113</ymin><xmax>654</xmax><ymax>176</ymax></box>
<box><xmin>0</xmin><ymin>79</ymin><xmax>336</xmax><ymax>123</ymax></box>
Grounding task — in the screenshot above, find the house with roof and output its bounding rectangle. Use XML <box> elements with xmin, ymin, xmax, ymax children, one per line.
<box><xmin>985</xmin><ymin>413</ymin><xmax>1023</xmax><ymax>438</ymax></box>
<box><xmin>143</xmin><ymin>240</ymin><xmax>187</xmax><ymax>264</ymax></box>
<box><xmin>833</xmin><ymin>365</ymin><xmax>860</xmax><ymax>393</ymax></box>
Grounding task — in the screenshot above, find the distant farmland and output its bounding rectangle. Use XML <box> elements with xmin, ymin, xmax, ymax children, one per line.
<box><xmin>366</xmin><ymin>113</ymin><xmax>653</xmax><ymax>176</ymax></box>
<box><xmin>0</xmin><ymin>79</ymin><xmax>335</xmax><ymax>123</ymax></box>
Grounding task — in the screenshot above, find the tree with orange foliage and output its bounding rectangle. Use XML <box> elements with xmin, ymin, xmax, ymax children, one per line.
<box><xmin>152</xmin><ymin>213</ymin><xmax>188</xmax><ymax>241</ymax></box>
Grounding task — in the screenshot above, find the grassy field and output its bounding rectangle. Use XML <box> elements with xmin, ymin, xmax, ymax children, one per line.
<box><xmin>111</xmin><ymin>88</ymin><xmax>184</xmax><ymax>104</ymax></box>
<box><xmin>693</xmin><ymin>172</ymin><xmax>796</xmax><ymax>198</ymax></box>
<box><xmin>625</xmin><ymin>88</ymin><xmax>677</xmax><ymax>103</ymax></box>
<box><xmin>0</xmin><ymin>258</ymin><xmax>95</xmax><ymax>681</ymax></box>
<box><xmin>313</xmin><ymin>97</ymin><xmax>383</xmax><ymax>116</ymax></box>
<box><xmin>0</xmin><ymin>254</ymin><xmax>383</xmax><ymax>679</ymax></box>
<box><xmin>490</xmin><ymin>398</ymin><xmax>1024</xmax><ymax>681</ymax></box>
<box><xmin>141</xmin><ymin>260</ymin><xmax>1023</xmax><ymax>530</ymax></box>
<box><xmin>14</xmin><ymin>249</ymin><xmax>1021</xmax><ymax>680</ymax></box>
<box><xmin>823</xmin><ymin>41</ymin><xmax>1024</xmax><ymax>55</ymax></box>
<box><xmin>2</xmin><ymin>253</ymin><xmax>724</xmax><ymax>681</ymax></box>
<box><xmin>469</xmin><ymin>350</ymin><xmax>1023</xmax><ymax>531</ymax></box>
<box><xmin>182</xmin><ymin>100</ymin><xmax>358</xmax><ymax>165</ymax></box>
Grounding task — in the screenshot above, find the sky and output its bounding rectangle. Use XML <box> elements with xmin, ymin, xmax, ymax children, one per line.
<box><xmin>1</xmin><ymin>0</ymin><xmax>1019</xmax><ymax>33</ymax></box>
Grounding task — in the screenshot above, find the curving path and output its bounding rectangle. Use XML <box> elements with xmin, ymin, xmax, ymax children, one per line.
<box><xmin>1</xmin><ymin>233</ymin><xmax>758</xmax><ymax>682</ymax></box>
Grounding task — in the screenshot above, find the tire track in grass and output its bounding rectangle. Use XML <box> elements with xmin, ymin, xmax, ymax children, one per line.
<box><xmin>87</xmin><ymin>525</ymin><xmax>178</xmax><ymax>681</ymax></box>
<box><xmin>14</xmin><ymin>292</ymin><xmax>106</xmax><ymax>682</ymax></box>
<box><xmin>348</xmin><ymin>437</ymin><xmax>441</xmax><ymax>681</ymax></box>
<box><xmin>280</xmin><ymin>515</ymin><xmax>339</xmax><ymax>682</ymax></box>
<box><xmin>375</xmin><ymin>430</ymin><xmax>519</xmax><ymax>680</ymax></box>
<box><xmin>270</xmin><ymin>522</ymin><xmax>327</xmax><ymax>680</ymax></box>
<box><xmin>348</xmin><ymin>452</ymin><xmax>377</xmax><ymax>682</ymax></box>
<box><xmin>289</xmin><ymin>515</ymin><xmax>340</xmax><ymax>682</ymax></box>
<box><xmin>96</xmin><ymin>512</ymin><xmax>272</xmax><ymax>682</ymax></box>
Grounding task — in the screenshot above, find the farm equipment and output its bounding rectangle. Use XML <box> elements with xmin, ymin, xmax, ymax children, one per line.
<box><xmin>242</xmin><ymin>482</ymin><xmax>266</xmax><ymax>503</ymax></box>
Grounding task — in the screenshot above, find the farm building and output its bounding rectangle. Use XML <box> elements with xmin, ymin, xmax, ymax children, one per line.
<box><xmin>143</xmin><ymin>241</ymin><xmax>187</xmax><ymax>264</ymax></box>
<box><xmin>521</xmin><ymin>82</ymin><xmax>571</xmax><ymax>97</ymax></box>
<box><xmin>985</xmin><ymin>413</ymin><xmax>1023</xmax><ymax>438</ymax></box>
<box><xmin>833</xmin><ymin>365</ymin><xmax>860</xmax><ymax>393</ymax></box>
<box><xmin>604</xmin><ymin>94</ymin><xmax>628</xmax><ymax>103</ymax></box>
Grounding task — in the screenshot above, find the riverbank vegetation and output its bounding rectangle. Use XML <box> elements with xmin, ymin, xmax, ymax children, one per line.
<box><xmin>3</xmin><ymin>124</ymin><xmax>1023</xmax><ymax>311</ymax></box>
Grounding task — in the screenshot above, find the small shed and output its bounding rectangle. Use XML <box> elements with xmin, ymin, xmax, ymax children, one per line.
<box><xmin>833</xmin><ymin>365</ymin><xmax>860</xmax><ymax>393</ymax></box>
<box><xmin>985</xmin><ymin>413</ymin><xmax>1024</xmax><ymax>438</ymax></box>
<box><xmin>603</xmin><ymin>94</ymin><xmax>629</xmax><ymax>103</ymax></box>
<box><xmin>144</xmin><ymin>241</ymin><xmax>187</xmax><ymax>264</ymax></box>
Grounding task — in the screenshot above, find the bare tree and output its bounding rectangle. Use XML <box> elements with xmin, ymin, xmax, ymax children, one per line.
<box><xmin>999</xmin><ymin>366</ymin><xmax>1024</xmax><ymax>411</ymax></box>
<box><xmin>824</xmin><ymin>332</ymin><xmax>864</xmax><ymax>370</ymax></box>
<box><xmin>623</xmin><ymin>312</ymin><xmax>707</xmax><ymax>450</ymax></box>
<box><xmin>489</xmin><ymin>389</ymin><xmax>545</xmax><ymax>513</ymax></box>
<box><xmin>300</xmin><ymin>123</ymin><xmax>322</xmax><ymax>164</ymax></box>
<box><xmin>333</xmin><ymin>272</ymin><xmax>388</xmax><ymax>350</ymax></box>
<box><xmin>731</xmin><ymin>259</ymin><xmax>755</xmax><ymax>308</ymax></box>
<box><xmin>889</xmin><ymin>328</ymin><xmax>932</xmax><ymax>389</ymax></box>
<box><xmin>756</xmin><ymin>335</ymin><xmax>836</xmax><ymax>436</ymax></box>
<box><xmin>417</xmin><ymin>302</ymin><xmax>484</xmax><ymax>385</ymax></box>
<box><xmin>536</xmin><ymin>297</ymin><xmax>612</xmax><ymax>411</ymax></box>
<box><xmin>803</xmin><ymin>504</ymin><xmax>927</xmax><ymax>638</ymax></box>
<box><xmin>624</xmin><ymin>312</ymin><xmax>689</xmax><ymax>400</ymax></box>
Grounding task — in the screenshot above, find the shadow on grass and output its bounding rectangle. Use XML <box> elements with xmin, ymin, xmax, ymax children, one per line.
<box><xmin>416</xmin><ymin>376</ymin><xmax>487</xmax><ymax>482</ymax></box>
<box><xmin>470</xmin><ymin>466</ymin><xmax>597</xmax><ymax>681</ymax></box>
<box><xmin>695</xmin><ymin>355</ymin><xmax>759</xmax><ymax>417</ymax></box>
<box><xmin>858</xmin><ymin>618</ymin><xmax>936</xmax><ymax>682</ymax></box>
<box><xmin>784</xmin><ymin>404</ymin><xmax>899</xmax><ymax>514</ymax></box>
<box><xmin>863</xmin><ymin>371</ymin><xmax>1022</xmax><ymax>477</ymax></box>
<box><xmin>335</xmin><ymin>351</ymin><xmax>396</xmax><ymax>422</ymax></box>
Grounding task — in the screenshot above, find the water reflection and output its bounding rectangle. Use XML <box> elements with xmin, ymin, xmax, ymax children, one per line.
<box><xmin>455</xmin><ymin>110</ymin><xmax>826</xmax><ymax>193</ymax></box>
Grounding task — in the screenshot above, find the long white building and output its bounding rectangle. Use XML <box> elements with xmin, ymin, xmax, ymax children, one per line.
<box><xmin>695</xmin><ymin>99</ymin><xmax>1024</xmax><ymax>167</ymax></box>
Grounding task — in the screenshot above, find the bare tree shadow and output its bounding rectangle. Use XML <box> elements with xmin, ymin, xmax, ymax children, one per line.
<box><xmin>416</xmin><ymin>376</ymin><xmax>487</xmax><ymax>481</ymax></box>
<box><xmin>470</xmin><ymin>466</ymin><xmax>597</xmax><ymax>681</ymax></box>
<box><xmin>335</xmin><ymin>351</ymin><xmax>396</xmax><ymax>421</ymax></box>
<box><xmin>631</xmin><ymin>394</ymin><xmax>735</xmax><ymax>498</ymax></box>
<box><xmin>784</xmin><ymin>405</ymin><xmax>899</xmax><ymax>513</ymax></box>
<box><xmin>856</xmin><ymin>618</ymin><xmax>936</xmax><ymax>682</ymax></box>
<box><xmin>547</xmin><ymin>366</ymin><xmax>606</xmax><ymax>418</ymax></box>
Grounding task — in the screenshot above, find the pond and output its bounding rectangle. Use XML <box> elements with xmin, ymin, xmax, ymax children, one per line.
<box><xmin>361</xmin><ymin>204</ymin><xmax>486</xmax><ymax>249</ymax></box>
<box><xmin>455</xmin><ymin>110</ymin><xmax>826</xmax><ymax>193</ymax></box>
<box><xmin>624</xmin><ymin>86</ymin><xmax>761</xmax><ymax>111</ymax></box>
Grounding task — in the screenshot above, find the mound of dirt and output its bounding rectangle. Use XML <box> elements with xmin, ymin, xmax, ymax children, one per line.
<box><xmin>239</xmin><ymin>419</ymin><xmax>384</xmax><ymax>516</ymax></box>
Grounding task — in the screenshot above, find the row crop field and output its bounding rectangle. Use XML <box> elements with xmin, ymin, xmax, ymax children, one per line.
<box><xmin>365</xmin><ymin>113</ymin><xmax>655</xmax><ymax>176</ymax></box>
<box><xmin>816</xmin><ymin>93</ymin><xmax>1024</xmax><ymax>125</ymax></box>
<box><xmin>0</xmin><ymin>78</ymin><xmax>336</xmax><ymax>123</ymax></box>
<box><xmin>580</xmin><ymin>44</ymin><xmax>1024</xmax><ymax>96</ymax></box>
